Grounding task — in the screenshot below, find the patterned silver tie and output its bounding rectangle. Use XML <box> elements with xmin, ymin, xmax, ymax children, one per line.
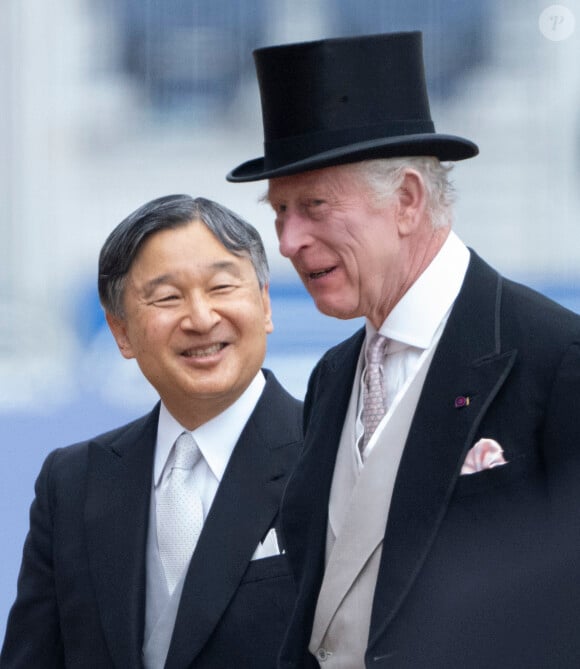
<box><xmin>157</xmin><ymin>431</ymin><xmax>203</xmax><ymax>594</ymax></box>
<box><xmin>361</xmin><ymin>333</ymin><xmax>389</xmax><ymax>451</ymax></box>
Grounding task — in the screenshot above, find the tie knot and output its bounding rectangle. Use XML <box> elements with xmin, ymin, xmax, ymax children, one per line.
<box><xmin>366</xmin><ymin>333</ymin><xmax>389</xmax><ymax>367</ymax></box>
<box><xmin>173</xmin><ymin>432</ymin><xmax>201</xmax><ymax>471</ymax></box>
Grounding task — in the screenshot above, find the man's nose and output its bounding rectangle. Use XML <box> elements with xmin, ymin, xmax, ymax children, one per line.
<box><xmin>180</xmin><ymin>295</ymin><xmax>220</xmax><ymax>332</ymax></box>
<box><xmin>277</xmin><ymin>213</ymin><xmax>310</xmax><ymax>259</ymax></box>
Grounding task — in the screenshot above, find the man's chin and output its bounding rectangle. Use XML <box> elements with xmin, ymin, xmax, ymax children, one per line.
<box><xmin>313</xmin><ymin>299</ymin><xmax>359</xmax><ymax>321</ymax></box>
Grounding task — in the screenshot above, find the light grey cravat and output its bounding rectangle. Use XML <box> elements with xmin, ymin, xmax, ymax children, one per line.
<box><xmin>157</xmin><ymin>431</ymin><xmax>203</xmax><ymax>594</ymax></box>
<box><xmin>361</xmin><ymin>333</ymin><xmax>389</xmax><ymax>451</ymax></box>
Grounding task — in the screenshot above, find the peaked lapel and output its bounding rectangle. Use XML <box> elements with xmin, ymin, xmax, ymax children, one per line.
<box><xmin>165</xmin><ymin>372</ymin><xmax>301</xmax><ymax>669</ymax></box>
<box><xmin>85</xmin><ymin>406</ymin><xmax>159</xmax><ymax>669</ymax></box>
<box><xmin>368</xmin><ymin>252</ymin><xmax>517</xmax><ymax>647</ymax></box>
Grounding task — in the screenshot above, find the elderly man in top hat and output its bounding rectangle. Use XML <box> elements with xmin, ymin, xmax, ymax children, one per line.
<box><xmin>228</xmin><ymin>32</ymin><xmax>580</xmax><ymax>668</ymax></box>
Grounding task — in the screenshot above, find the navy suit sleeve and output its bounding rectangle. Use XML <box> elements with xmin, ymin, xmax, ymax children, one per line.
<box><xmin>1</xmin><ymin>450</ymin><xmax>64</xmax><ymax>668</ymax></box>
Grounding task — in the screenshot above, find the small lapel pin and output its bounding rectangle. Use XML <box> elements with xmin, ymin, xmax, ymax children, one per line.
<box><xmin>454</xmin><ymin>395</ymin><xmax>471</xmax><ymax>409</ymax></box>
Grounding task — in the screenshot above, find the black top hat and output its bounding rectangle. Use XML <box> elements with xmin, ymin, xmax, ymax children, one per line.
<box><xmin>227</xmin><ymin>32</ymin><xmax>478</xmax><ymax>182</ymax></box>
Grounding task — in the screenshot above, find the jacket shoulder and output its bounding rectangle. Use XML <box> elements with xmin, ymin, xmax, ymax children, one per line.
<box><xmin>40</xmin><ymin>408</ymin><xmax>158</xmax><ymax>482</ymax></box>
<box><xmin>502</xmin><ymin>276</ymin><xmax>580</xmax><ymax>335</ymax></box>
<box><xmin>255</xmin><ymin>370</ymin><xmax>304</xmax><ymax>446</ymax></box>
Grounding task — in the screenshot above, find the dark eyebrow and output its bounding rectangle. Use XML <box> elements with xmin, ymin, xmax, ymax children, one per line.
<box><xmin>210</xmin><ymin>260</ymin><xmax>243</xmax><ymax>276</ymax></box>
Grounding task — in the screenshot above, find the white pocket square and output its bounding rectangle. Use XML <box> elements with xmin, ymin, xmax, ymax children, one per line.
<box><xmin>461</xmin><ymin>438</ymin><xmax>508</xmax><ymax>475</ymax></box>
<box><xmin>251</xmin><ymin>527</ymin><xmax>284</xmax><ymax>561</ymax></box>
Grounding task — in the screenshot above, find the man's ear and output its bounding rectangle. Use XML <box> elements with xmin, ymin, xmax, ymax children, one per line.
<box><xmin>105</xmin><ymin>311</ymin><xmax>135</xmax><ymax>359</ymax></box>
<box><xmin>396</xmin><ymin>169</ymin><xmax>427</xmax><ymax>235</ymax></box>
<box><xmin>261</xmin><ymin>285</ymin><xmax>274</xmax><ymax>335</ymax></box>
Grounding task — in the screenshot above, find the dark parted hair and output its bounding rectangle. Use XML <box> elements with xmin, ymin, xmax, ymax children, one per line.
<box><xmin>98</xmin><ymin>194</ymin><xmax>270</xmax><ymax>318</ymax></box>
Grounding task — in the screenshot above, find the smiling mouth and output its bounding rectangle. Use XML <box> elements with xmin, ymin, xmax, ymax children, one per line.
<box><xmin>308</xmin><ymin>266</ymin><xmax>336</xmax><ymax>280</ymax></box>
<box><xmin>182</xmin><ymin>343</ymin><xmax>227</xmax><ymax>358</ymax></box>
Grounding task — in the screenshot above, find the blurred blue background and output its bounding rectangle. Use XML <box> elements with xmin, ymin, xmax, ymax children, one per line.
<box><xmin>1</xmin><ymin>0</ymin><xmax>580</xmax><ymax>635</ymax></box>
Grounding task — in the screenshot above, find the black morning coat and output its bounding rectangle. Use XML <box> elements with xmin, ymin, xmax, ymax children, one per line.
<box><xmin>1</xmin><ymin>370</ymin><xmax>302</xmax><ymax>669</ymax></box>
<box><xmin>279</xmin><ymin>252</ymin><xmax>580</xmax><ymax>669</ymax></box>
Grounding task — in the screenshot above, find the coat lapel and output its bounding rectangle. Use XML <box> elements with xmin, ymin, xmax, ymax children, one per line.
<box><xmin>279</xmin><ymin>329</ymin><xmax>365</xmax><ymax>660</ymax></box>
<box><xmin>85</xmin><ymin>407</ymin><xmax>159</xmax><ymax>669</ymax></box>
<box><xmin>282</xmin><ymin>330</ymin><xmax>364</xmax><ymax>585</ymax></box>
<box><xmin>165</xmin><ymin>372</ymin><xmax>301</xmax><ymax>669</ymax></box>
<box><xmin>368</xmin><ymin>252</ymin><xmax>517</xmax><ymax>646</ymax></box>
<box><xmin>311</xmin><ymin>339</ymin><xmax>438</xmax><ymax>648</ymax></box>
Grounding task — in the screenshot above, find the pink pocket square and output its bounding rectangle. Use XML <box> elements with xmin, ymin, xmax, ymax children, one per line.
<box><xmin>461</xmin><ymin>438</ymin><xmax>508</xmax><ymax>475</ymax></box>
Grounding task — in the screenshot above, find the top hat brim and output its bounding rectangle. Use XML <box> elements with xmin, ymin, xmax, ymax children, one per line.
<box><xmin>227</xmin><ymin>133</ymin><xmax>478</xmax><ymax>183</ymax></box>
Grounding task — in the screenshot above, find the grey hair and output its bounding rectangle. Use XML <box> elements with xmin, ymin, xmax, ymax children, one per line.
<box><xmin>349</xmin><ymin>157</ymin><xmax>455</xmax><ymax>229</ymax></box>
<box><xmin>98</xmin><ymin>194</ymin><xmax>270</xmax><ymax>318</ymax></box>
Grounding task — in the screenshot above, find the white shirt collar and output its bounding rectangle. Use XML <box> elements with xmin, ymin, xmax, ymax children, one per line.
<box><xmin>366</xmin><ymin>231</ymin><xmax>470</xmax><ymax>349</ymax></box>
<box><xmin>154</xmin><ymin>371</ymin><xmax>266</xmax><ymax>487</ymax></box>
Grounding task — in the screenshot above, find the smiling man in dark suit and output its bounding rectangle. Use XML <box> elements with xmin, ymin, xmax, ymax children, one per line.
<box><xmin>1</xmin><ymin>195</ymin><xmax>302</xmax><ymax>669</ymax></box>
<box><xmin>227</xmin><ymin>32</ymin><xmax>580</xmax><ymax>668</ymax></box>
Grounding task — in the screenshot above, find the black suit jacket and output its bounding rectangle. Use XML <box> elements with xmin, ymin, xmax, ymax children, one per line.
<box><xmin>279</xmin><ymin>253</ymin><xmax>580</xmax><ymax>669</ymax></box>
<box><xmin>1</xmin><ymin>370</ymin><xmax>302</xmax><ymax>669</ymax></box>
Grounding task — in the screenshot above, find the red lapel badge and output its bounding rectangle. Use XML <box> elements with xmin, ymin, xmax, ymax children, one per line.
<box><xmin>454</xmin><ymin>395</ymin><xmax>471</xmax><ymax>409</ymax></box>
